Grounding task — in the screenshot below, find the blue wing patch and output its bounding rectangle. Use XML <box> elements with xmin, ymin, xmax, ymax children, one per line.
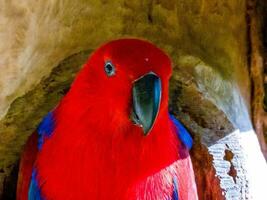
<box><xmin>28</xmin><ymin>170</ymin><xmax>43</xmax><ymax>200</ymax></box>
<box><xmin>37</xmin><ymin>112</ymin><xmax>55</xmax><ymax>150</ymax></box>
<box><xmin>169</xmin><ymin>114</ymin><xmax>193</xmax><ymax>149</ymax></box>
<box><xmin>172</xmin><ymin>176</ymin><xmax>179</xmax><ymax>200</ymax></box>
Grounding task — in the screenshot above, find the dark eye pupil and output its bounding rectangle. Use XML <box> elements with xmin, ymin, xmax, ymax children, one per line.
<box><xmin>106</xmin><ymin>64</ymin><xmax>113</xmax><ymax>73</ymax></box>
<box><xmin>105</xmin><ymin>62</ymin><xmax>115</xmax><ymax>76</ymax></box>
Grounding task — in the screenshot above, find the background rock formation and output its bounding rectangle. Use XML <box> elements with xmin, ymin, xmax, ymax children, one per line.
<box><xmin>0</xmin><ymin>0</ymin><xmax>266</xmax><ymax>199</ymax></box>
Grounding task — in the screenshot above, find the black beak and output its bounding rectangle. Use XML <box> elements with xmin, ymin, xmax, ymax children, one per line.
<box><xmin>131</xmin><ymin>72</ymin><xmax>162</xmax><ymax>136</ymax></box>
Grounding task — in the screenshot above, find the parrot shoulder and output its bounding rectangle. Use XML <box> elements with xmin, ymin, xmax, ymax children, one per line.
<box><xmin>36</xmin><ymin>111</ymin><xmax>55</xmax><ymax>149</ymax></box>
<box><xmin>169</xmin><ymin>114</ymin><xmax>193</xmax><ymax>150</ymax></box>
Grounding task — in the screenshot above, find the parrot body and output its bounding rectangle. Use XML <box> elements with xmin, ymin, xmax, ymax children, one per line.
<box><xmin>17</xmin><ymin>39</ymin><xmax>198</xmax><ymax>200</ymax></box>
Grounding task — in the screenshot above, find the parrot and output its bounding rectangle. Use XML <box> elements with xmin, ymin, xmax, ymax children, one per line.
<box><xmin>16</xmin><ymin>38</ymin><xmax>198</xmax><ymax>200</ymax></box>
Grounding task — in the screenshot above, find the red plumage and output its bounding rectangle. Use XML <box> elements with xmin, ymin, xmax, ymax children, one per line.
<box><xmin>17</xmin><ymin>133</ymin><xmax>38</xmax><ymax>200</ymax></box>
<box><xmin>17</xmin><ymin>39</ymin><xmax>198</xmax><ymax>199</ymax></box>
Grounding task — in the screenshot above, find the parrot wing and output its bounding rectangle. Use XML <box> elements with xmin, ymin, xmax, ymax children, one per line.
<box><xmin>170</xmin><ymin>114</ymin><xmax>196</xmax><ymax>200</ymax></box>
<box><xmin>172</xmin><ymin>176</ymin><xmax>179</xmax><ymax>200</ymax></box>
<box><xmin>16</xmin><ymin>132</ymin><xmax>38</xmax><ymax>200</ymax></box>
<box><xmin>28</xmin><ymin>170</ymin><xmax>43</xmax><ymax>200</ymax></box>
<box><xmin>17</xmin><ymin>112</ymin><xmax>55</xmax><ymax>200</ymax></box>
<box><xmin>169</xmin><ymin>114</ymin><xmax>193</xmax><ymax>149</ymax></box>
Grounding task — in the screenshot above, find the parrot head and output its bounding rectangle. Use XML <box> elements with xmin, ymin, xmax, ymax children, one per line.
<box><xmin>68</xmin><ymin>38</ymin><xmax>172</xmax><ymax>136</ymax></box>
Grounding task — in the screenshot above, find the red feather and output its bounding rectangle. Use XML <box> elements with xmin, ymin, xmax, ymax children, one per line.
<box><xmin>17</xmin><ymin>132</ymin><xmax>38</xmax><ymax>200</ymax></box>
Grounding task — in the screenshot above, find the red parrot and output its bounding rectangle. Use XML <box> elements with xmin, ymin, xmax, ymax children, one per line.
<box><xmin>16</xmin><ymin>39</ymin><xmax>198</xmax><ymax>200</ymax></box>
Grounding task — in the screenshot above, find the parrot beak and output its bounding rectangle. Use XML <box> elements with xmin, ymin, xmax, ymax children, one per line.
<box><xmin>131</xmin><ymin>72</ymin><xmax>162</xmax><ymax>136</ymax></box>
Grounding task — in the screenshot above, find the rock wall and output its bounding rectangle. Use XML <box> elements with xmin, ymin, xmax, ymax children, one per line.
<box><xmin>1</xmin><ymin>0</ymin><xmax>266</xmax><ymax>199</ymax></box>
<box><xmin>0</xmin><ymin>0</ymin><xmax>249</xmax><ymax>120</ymax></box>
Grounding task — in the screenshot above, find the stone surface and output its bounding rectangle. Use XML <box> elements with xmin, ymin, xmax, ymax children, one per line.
<box><xmin>0</xmin><ymin>0</ymin><xmax>249</xmax><ymax>120</ymax></box>
<box><xmin>0</xmin><ymin>0</ymin><xmax>264</xmax><ymax>200</ymax></box>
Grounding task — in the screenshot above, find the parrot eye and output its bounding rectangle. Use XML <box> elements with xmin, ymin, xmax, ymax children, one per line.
<box><xmin>104</xmin><ymin>61</ymin><xmax>116</xmax><ymax>77</ymax></box>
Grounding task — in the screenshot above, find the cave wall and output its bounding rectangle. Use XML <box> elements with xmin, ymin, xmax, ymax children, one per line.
<box><xmin>0</xmin><ymin>0</ymin><xmax>249</xmax><ymax>121</ymax></box>
<box><xmin>1</xmin><ymin>0</ymin><xmax>266</xmax><ymax>199</ymax></box>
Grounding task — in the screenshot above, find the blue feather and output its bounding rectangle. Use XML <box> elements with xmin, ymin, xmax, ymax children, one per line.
<box><xmin>28</xmin><ymin>170</ymin><xmax>43</xmax><ymax>200</ymax></box>
<box><xmin>169</xmin><ymin>114</ymin><xmax>193</xmax><ymax>149</ymax></box>
<box><xmin>172</xmin><ymin>176</ymin><xmax>179</xmax><ymax>200</ymax></box>
<box><xmin>37</xmin><ymin>112</ymin><xmax>55</xmax><ymax>150</ymax></box>
<box><xmin>29</xmin><ymin>112</ymin><xmax>55</xmax><ymax>198</ymax></box>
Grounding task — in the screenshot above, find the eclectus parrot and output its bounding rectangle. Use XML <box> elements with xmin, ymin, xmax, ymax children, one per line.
<box><xmin>16</xmin><ymin>39</ymin><xmax>198</xmax><ymax>200</ymax></box>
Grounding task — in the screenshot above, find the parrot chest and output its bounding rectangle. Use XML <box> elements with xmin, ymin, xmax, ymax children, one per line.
<box><xmin>32</xmin><ymin>155</ymin><xmax>197</xmax><ymax>200</ymax></box>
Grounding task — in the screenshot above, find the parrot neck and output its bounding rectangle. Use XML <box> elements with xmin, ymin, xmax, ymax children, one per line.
<box><xmin>35</xmin><ymin>95</ymin><xmax>183</xmax><ymax>199</ymax></box>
